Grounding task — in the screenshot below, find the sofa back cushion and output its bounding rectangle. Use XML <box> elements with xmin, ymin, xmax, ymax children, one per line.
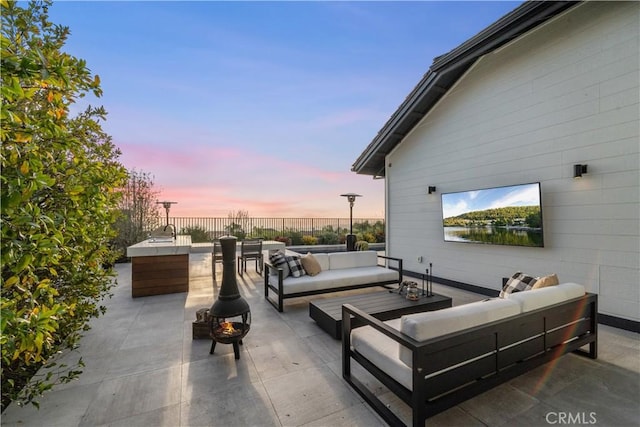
<box><xmin>328</xmin><ymin>251</ymin><xmax>377</xmax><ymax>270</ymax></box>
<box><xmin>399</xmin><ymin>298</ymin><xmax>521</xmax><ymax>367</ymax></box>
<box><xmin>310</xmin><ymin>253</ymin><xmax>330</xmax><ymax>271</ymax></box>
<box><xmin>507</xmin><ymin>283</ymin><xmax>585</xmax><ymax>312</ymax></box>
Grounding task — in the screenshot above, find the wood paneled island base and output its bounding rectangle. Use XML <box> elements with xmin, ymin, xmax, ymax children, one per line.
<box><xmin>131</xmin><ymin>254</ymin><xmax>189</xmax><ymax>297</ymax></box>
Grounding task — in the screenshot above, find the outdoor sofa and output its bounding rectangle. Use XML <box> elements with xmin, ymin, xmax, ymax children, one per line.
<box><xmin>342</xmin><ymin>282</ymin><xmax>598</xmax><ymax>427</ymax></box>
<box><xmin>264</xmin><ymin>250</ymin><xmax>403</xmax><ymax>312</ymax></box>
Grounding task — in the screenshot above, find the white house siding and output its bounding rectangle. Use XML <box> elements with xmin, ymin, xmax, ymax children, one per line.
<box><xmin>386</xmin><ymin>1</ymin><xmax>639</xmax><ymax>322</ymax></box>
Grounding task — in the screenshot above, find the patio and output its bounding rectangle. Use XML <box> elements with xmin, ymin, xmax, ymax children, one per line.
<box><xmin>2</xmin><ymin>253</ymin><xmax>638</xmax><ymax>426</ymax></box>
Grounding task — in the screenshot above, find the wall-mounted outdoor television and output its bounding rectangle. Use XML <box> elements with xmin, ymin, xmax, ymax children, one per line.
<box><xmin>441</xmin><ymin>182</ymin><xmax>544</xmax><ymax>247</ymax></box>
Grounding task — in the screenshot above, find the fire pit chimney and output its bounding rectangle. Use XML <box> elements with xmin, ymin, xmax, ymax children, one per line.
<box><xmin>209</xmin><ymin>236</ymin><xmax>251</xmax><ymax>359</ymax></box>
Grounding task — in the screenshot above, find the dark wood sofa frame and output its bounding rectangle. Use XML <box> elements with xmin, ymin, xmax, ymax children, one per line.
<box><xmin>342</xmin><ymin>293</ymin><xmax>598</xmax><ymax>427</ymax></box>
<box><xmin>264</xmin><ymin>254</ymin><xmax>403</xmax><ymax>312</ymax></box>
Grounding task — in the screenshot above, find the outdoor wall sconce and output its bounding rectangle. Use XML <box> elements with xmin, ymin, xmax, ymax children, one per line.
<box><xmin>574</xmin><ymin>164</ymin><xmax>588</xmax><ymax>178</ymax></box>
<box><xmin>428</xmin><ymin>186</ymin><xmax>437</xmax><ymax>194</ymax></box>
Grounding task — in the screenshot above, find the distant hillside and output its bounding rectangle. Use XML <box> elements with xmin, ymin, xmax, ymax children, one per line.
<box><xmin>444</xmin><ymin>205</ymin><xmax>541</xmax><ymax>228</ymax></box>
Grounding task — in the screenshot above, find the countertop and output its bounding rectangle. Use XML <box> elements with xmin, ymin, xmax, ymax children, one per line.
<box><xmin>126</xmin><ymin>235</ymin><xmax>192</xmax><ymax>257</ymax></box>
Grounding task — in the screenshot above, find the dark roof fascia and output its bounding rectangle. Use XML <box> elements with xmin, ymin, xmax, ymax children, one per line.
<box><xmin>352</xmin><ymin>0</ymin><xmax>581</xmax><ymax>177</ymax></box>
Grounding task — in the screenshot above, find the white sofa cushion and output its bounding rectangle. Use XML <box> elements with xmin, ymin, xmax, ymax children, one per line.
<box><xmin>311</xmin><ymin>253</ymin><xmax>330</xmax><ymax>271</ymax></box>
<box><xmin>399</xmin><ymin>298</ymin><xmax>521</xmax><ymax>367</ymax></box>
<box><xmin>558</xmin><ymin>282</ymin><xmax>587</xmax><ymax>299</ymax></box>
<box><xmin>350</xmin><ymin>319</ymin><xmax>413</xmax><ymax>390</ymax></box>
<box><xmin>508</xmin><ymin>283</ymin><xmax>585</xmax><ymax>312</ymax></box>
<box><xmin>281</xmin><ymin>266</ymin><xmax>398</xmax><ymax>294</ymax></box>
<box><xmin>328</xmin><ymin>251</ymin><xmax>377</xmax><ymax>270</ymax></box>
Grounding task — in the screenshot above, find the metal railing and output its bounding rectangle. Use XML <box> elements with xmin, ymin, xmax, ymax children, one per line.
<box><xmin>156</xmin><ymin>217</ymin><xmax>385</xmax><ymax>242</ymax></box>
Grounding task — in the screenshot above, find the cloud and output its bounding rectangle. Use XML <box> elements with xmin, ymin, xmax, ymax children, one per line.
<box><xmin>489</xmin><ymin>185</ymin><xmax>540</xmax><ymax>209</ymax></box>
<box><xmin>443</xmin><ymin>199</ymin><xmax>468</xmax><ymax>219</ymax></box>
<box><xmin>115</xmin><ymin>139</ymin><xmax>384</xmax><ymax>218</ymax></box>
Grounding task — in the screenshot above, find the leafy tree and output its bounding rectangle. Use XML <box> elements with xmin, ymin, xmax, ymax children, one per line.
<box><xmin>1</xmin><ymin>0</ymin><xmax>127</xmax><ymax>410</ymax></box>
<box><xmin>301</xmin><ymin>235</ymin><xmax>318</xmax><ymax>245</ymax></box>
<box><xmin>226</xmin><ymin>210</ymin><xmax>249</xmax><ymax>240</ymax></box>
<box><xmin>283</xmin><ymin>229</ymin><xmax>303</xmax><ymax>245</ymax></box>
<box><xmin>317</xmin><ymin>231</ymin><xmax>339</xmax><ymax>245</ymax></box>
<box><xmin>525</xmin><ymin>212</ymin><xmax>541</xmax><ymax>228</ymax></box>
<box><xmin>180</xmin><ymin>225</ymin><xmax>209</xmax><ymax>243</ymax></box>
<box><xmin>355</xmin><ymin>241</ymin><xmax>369</xmax><ymax>251</ymax></box>
<box><xmin>443</xmin><ymin>206</ymin><xmax>540</xmax><ymax>228</ymax></box>
<box><xmin>112</xmin><ymin>170</ymin><xmax>161</xmax><ymax>258</ymax></box>
<box><xmin>251</xmin><ymin>226</ymin><xmax>278</xmax><ymax>240</ymax></box>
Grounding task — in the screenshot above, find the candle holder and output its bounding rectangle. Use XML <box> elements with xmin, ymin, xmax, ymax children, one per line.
<box><xmin>406</xmin><ymin>282</ymin><xmax>420</xmax><ymax>301</ymax></box>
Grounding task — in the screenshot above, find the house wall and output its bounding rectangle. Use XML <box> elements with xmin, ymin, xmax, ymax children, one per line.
<box><xmin>386</xmin><ymin>1</ymin><xmax>639</xmax><ymax>322</ymax></box>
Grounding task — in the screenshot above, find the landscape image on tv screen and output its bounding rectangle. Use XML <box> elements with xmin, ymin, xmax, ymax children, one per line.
<box><xmin>441</xmin><ymin>182</ymin><xmax>544</xmax><ymax>247</ymax></box>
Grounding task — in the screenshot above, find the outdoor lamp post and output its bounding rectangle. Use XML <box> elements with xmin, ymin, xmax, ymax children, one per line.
<box><xmin>157</xmin><ymin>201</ymin><xmax>177</xmax><ymax>226</ymax></box>
<box><xmin>156</xmin><ymin>201</ymin><xmax>177</xmax><ymax>239</ymax></box>
<box><xmin>340</xmin><ymin>193</ymin><xmax>361</xmax><ymax>251</ymax></box>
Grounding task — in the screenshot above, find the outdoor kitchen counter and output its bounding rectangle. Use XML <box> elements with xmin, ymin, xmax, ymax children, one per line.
<box><xmin>126</xmin><ymin>237</ymin><xmax>284</xmax><ymax>298</ymax></box>
<box><xmin>127</xmin><ymin>235</ymin><xmax>192</xmax><ymax>297</ymax></box>
<box><xmin>126</xmin><ymin>235</ymin><xmax>192</xmax><ymax>257</ymax></box>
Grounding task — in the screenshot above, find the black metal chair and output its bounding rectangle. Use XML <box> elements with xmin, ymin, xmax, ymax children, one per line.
<box><xmin>212</xmin><ymin>240</ymin><xmax>223</xmax><ymax>278</ymax></box>
<box><xmin>237</xmin><ymin>239</ymin><xmax>263</xmax><ymax>276</ymax></box>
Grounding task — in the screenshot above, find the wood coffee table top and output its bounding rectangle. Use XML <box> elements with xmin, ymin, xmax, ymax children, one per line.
<box><xmin>309</xmin><ymin>290</ymin><xmax>452</xmax><ymax>339</ymax></box>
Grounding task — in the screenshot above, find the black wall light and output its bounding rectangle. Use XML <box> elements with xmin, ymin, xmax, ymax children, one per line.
<box><xmin>428</xmin><ymin>186</ymin><xmax>437</xmax><ymax>194</ymax></box>
<box><xmin>574</xmin><ymin>164</ymin><xmax>588</xmax><ymax>178</ymax></box>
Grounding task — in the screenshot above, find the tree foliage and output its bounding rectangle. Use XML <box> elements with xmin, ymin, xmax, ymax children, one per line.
<box><xmin>226</xmin><ymin>210</ymin><xmax>249</xmax><ymax>240</ymax></box>
<box><xmin>112</xmin><ymin>170</ymin><xmax>161</xmax><ymax>258</ymax></box>
<box><xmin>1</xmin><ymin>0</ymin><xmax>127</xmax><ymax>410</ymax></box>
<box><xmin>443</xmin><ymin>206</ymin><xmax>541</xmax><ymax>228</ymax></box>
<box><xmin>180</xmin><ymin>225</ymin><xmax>209</xmax><ymax>243</ymax></box>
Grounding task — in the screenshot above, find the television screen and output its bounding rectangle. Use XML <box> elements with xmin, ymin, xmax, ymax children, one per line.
<box><xmin>441</xmin><ymin>182</ymin><xmax>544</xmax><ymax>247</ymax></box>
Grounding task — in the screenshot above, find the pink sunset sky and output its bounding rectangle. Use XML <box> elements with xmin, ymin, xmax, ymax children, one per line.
<box><xmin>51</xmin><ymin>1</ymin><xmax>519</xmax><ymax>218</ymax></box>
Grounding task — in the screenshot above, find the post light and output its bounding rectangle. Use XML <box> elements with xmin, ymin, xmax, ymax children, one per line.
<box><xmin>340</xmin><ymin>193</ymin><xmax>362</xmax><ymax>251</ymax></box>
<box><xmin>156</xmin><ymin>201</ymin><xmax>177</xmax><ymax>226</ymax></box>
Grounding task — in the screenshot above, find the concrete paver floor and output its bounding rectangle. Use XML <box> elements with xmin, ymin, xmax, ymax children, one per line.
<box><xmin>2</xmin><ymin>253</ymin><xmax>638</xmax><ymax>426</ymax></box>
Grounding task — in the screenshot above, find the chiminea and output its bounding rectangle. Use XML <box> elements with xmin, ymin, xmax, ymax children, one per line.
<box><xmin>209</xmin><ymin>236</ymin><xmax>251</xmax><ymax>359</ymax></box>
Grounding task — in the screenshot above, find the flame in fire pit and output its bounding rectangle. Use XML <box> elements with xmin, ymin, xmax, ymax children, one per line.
<box><xmin>214</xmin><ymin>321</ymin><xmax>246</xmax><ymax>339</ymax></box>
<box><xmin>220</xmin><ymin>321</ymin><xmax>237</xmax><ymax>336</ymax></box>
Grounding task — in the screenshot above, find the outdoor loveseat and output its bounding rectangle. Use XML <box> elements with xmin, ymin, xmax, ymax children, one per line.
<box><xmin>342</xmin><ymin>282</ymin><xmax>598</xmax><ymax>427</ymax></box>
<box><xmin>264</xmin><ymin>250</ymin><xmax>403</xmax><ymax>312</ymax></box>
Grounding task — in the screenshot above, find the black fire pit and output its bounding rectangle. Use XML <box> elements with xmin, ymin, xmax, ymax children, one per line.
<box><xmin>209</xmin><ymin>236</ymin><xmax>251</xmax><ymax>359</ymax></box>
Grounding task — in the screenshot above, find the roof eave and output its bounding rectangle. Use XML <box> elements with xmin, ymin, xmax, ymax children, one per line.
<box><xmin>352</xmin><ymin>0</ymin><xmax>581</xmax><ymax>177</ymax></box>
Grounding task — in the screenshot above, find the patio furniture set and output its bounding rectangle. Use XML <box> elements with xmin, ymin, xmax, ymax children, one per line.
<box><xmin>263</xmin><ymin>250</ymin><xmax>403</xmax><ymax>312</ymax></box>
<box><xmin>129</xmin><ymin>238</ymin><xmax>599</xmax><ymax>427</ymax></box>
<box><xmin>261</xmin><ymin>250</ymin><xmax>598</xmax><ymax>427</ymax></box>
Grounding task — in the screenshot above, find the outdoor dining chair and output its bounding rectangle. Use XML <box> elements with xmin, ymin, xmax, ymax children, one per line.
<box><xmin>212</xmin><ymin>240</ymin><xmax>222</xmax><ymax>278</ymax></box>
<box><xmin>237</xmin><ymin>239</ymin><xmax>263</xmax><ymax>277</ymax></box>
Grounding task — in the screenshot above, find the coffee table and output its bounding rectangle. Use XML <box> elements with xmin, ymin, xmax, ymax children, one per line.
<box><xmin>309</xmin><ymin>290</ymin><xmax>452</xmax><ymax>339</ymax></box>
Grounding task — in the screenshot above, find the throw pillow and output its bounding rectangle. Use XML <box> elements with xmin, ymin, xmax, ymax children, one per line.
<box><xmin>286</xmin><ymin>255</ymin><xmax>306</xmax><ymax>278</ymax></box>
<box><xmin>532</xmin><ymin>273</ymin><xmax>559</xmax><ymax>289</ymax></box>
<box><xmin>268</xmin><ymin>250</ymin><xmax>290</xmax><ymax>278</ymax></box>
<box><xmin>500</xmin><ymin>271</ymin><xmax>538</xmax><ymax>298</ymax></box>
<box><xmin>300</xmin><ymin>252</ymin><xmax>322</xmax><ymax>276</ymax></box>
